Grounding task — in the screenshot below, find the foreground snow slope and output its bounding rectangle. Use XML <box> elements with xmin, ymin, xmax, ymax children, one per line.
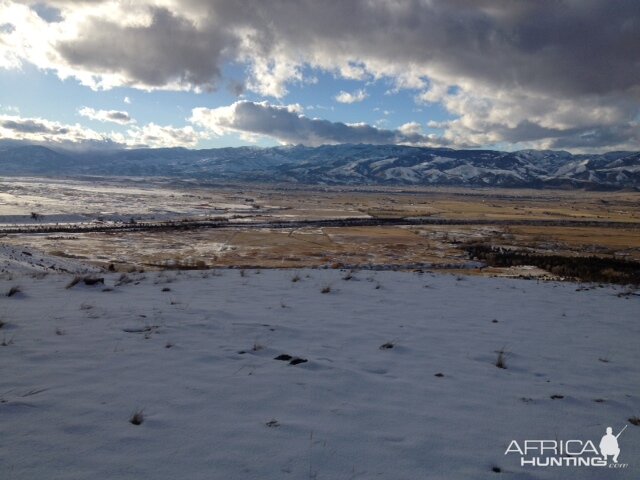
<box><xmin>0</xmin><ymin>269</ymin><xmax>638</xmax><ymax>479</ymax></box>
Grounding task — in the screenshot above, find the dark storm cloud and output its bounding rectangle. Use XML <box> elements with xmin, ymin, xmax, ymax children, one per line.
<box><xmin>191</xmin><ymin>101</ymin><xmax>435</xmax><ymax>146</ymax></box>
<box><xmin>36</xmin><ymin>0</ymin><xmax>639</xmax><ymax>97</ymax></box>
<box><xmin>494</xmin><ymin>120</ymin><xmax>640</xmax><ymax>150</ymax></box>
<box><xmin>205</xmin><ymin>0</ymin><xmax>640</xmax><ymax>97</ymax></box>
<box><xmin>57</xmin><ymin>6</ymin><xmax>236</xmax><ymax>90</ymax></box>
<box><xmin>5</xmin><ymin>0</ymin><xmax>640</xmax><ymax>150</ymax></box>
<box><xmin>547</xmin><ymin>125</ymin><xmax>640</xmax><ymax>150</ymax></box>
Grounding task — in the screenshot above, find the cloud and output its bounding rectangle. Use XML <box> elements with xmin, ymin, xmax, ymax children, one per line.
<box><xmin>335</xmin><ymin>89</ymin><xmax>367</xmax><ymax>104</ymax></box>
<box><xmin>0</xmin><ymin>114</ymin><xmax>200</xmax><ymax>149</ymax></box>
<box><xmin>1</xmin><ymin>1</ymin><xmax>639</xmax><ymax>150</ymax></box>
<box><xmin>124</xmin><ymin>96</ymin><xmax>131</xmax><ymax>104</ymax></box>
<box><xmin>0</xmin><ymin>2</ymin><xmax>234</xmax><ymax>91</ymax></box>
<box><xmin>122</xmin><ymin>124</ymin><xmax>201</xmax><ymax>148</ymax></box>
<box><xmin>4</xmin><ymin>1</ymin><xmax>638</xmax><ymax>97</ymax></box>
<box><xmin>0</xmin><ymin>104</ymin><xmax>20</xmax><ymax>114</ymax></box>
<box><xmin>398</xmin><ymin>122</ymin><xmax>422</xmax><ymax>137</ymax></box>
<box><xmin>190</xmin><ymin>101</ymin><xmax>436</xmax><ymax>147</ymax></box>
<box><xmin>0</xmin><ymin>114</ymin><xmax>105</xmax><ymax>143</ymax></box>
<box><xmin>79</xmin><ymin>107</ymin><xmax>135</xmax><ymax>125</ymax></box>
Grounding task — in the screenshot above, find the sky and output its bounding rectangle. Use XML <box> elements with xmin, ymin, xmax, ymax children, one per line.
<box><xmin>0</xmin><ymin>0</ymin><xmax>639</xmax><ymax>153</ymax></box>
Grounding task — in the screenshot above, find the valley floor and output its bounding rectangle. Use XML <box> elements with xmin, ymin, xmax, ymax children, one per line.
<box><xmin>1</xmin><ymin>267</ymin><xmax>638</xmax><ymax>479</ymax></box>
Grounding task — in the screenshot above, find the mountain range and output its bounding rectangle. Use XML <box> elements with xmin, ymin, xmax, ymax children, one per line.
<box><xmin>1</xmin><ymin>142</ymin><xmax>639</xmax><ymax>190</ymax></box>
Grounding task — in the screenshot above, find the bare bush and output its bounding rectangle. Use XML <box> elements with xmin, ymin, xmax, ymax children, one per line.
<box><xmin>129</xmin><ymin>409</ymin><xmax>144</xmax><ymax>425</ymax></box>
<box><xmin>6</xmin><ymin>286</ymin><xmax>21</xmax><ymax>297</ymax></box>
<box><xmin>66</xmin><ymin>275</ymin><xmax>104</xmax><ymax>289</ymax></box>
<box><xmin>115</xmin><ymin>274</ymin><xmax>133</xmax><ymax>286</ymax></box>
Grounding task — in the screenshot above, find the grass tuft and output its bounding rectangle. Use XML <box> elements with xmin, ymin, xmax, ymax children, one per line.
<box><xmin>495</xmin><ymin>348</ymin><xmax>507</xmax><ymax>369</ymax></box>
<box><xmin>7</xmin><ymin>286</ymin><xmax>21</xmax><ymax>297</ymax></box>
<box><xmin>130</xmin><ymin>410</ymin><xmax>144</xmax><ymax>426</ymax></box>
<box><xmin>66</xmin><ymin>276</ymin><xmax>82</xmax><ymax>289</ymax></box>
<box><xmin>67</xmin><ymin>276</ymin><xmax>105</xmax><ymax>289</ymax></box>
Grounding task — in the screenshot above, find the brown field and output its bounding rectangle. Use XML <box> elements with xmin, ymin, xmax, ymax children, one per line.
<box><xmin>3</xmin><ymin>180</ymin><xmax>640</xmax><ymax>276</ymax></box>
<box><xmin>253</xmin><ymin>186</ymin><xmax>640</xmax><ymax>223</ymax></box>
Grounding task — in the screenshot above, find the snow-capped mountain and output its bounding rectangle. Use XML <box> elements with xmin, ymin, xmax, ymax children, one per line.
<box><xmin>1</xmin><ymin>142</ymin><xmax>639</xmax><ymax>189</ymax></box>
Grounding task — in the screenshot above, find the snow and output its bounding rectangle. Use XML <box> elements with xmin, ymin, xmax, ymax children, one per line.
<box><xmin>0</xmin><ymin>177</ymin><xmax>251</xmax><ymax>224</ymax></box>
<box><xmin>381</xmin><ymin>167</ymin><xmax>421</xmax><ymax>183</ymax></box>
<box><xmin>0</xmin><ymin>245</ymin><xmax>100</xmax><ymax>275</ymax></box>
<box><xmin>370</xmin><ymin>158</ymin><xmax>398</xmax><ymax>170</ymax></box>
<box><xmin>1</xmin><ymin>267</ymin><xmax>639</xmax><ymax>479</ymax></box>
<box><xmin>445</xmin><ymin>164</ymin><xmax>483</xmax><ymax>179</ymax></box>
<box><xmin>1</xmin><ymin>146</ymin><xmax>638</xmax><ymax>188</ymax></box>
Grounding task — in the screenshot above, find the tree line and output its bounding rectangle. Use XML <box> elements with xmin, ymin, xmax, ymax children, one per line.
<box><xmin>466</xmin><ymin>244</ymin><xmax>640</xmax><ymax>285</ymax></box>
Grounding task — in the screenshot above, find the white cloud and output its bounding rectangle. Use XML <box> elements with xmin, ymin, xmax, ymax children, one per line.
<box><xmin>79</xmin><ymin>107</ymin><xmax>135</xmax><ymax>125</ymax></box>
<box><xmin>0</xmin><ymin>114</ymin><xmax>106</xmax><ymax>144</ymax></box>
<box><xmin>0</xmin><ymin>113</ymin><xmax>202</xmax><ymax>149</ymax></box>
<box><xmin>415</xmin><ymin>82</ymin><xmax>448</xmax><ymax>105</ymax></box>
<box><xmin>335</xmin><ymin>89</ymin><xmax>367</xmax><ymax>104</ymax></box>
<box><xmin>123</xmin><ymin>123</ymin><xmax>201</xmax><ymax>148</ymax></box>
<box><xmin>124</xmin><ymin>96</ymin><xmax>131</xmax><ymax>104</ymax></box>
<box><xmin>398</xmin><ymin>122</ymin><xmax>422</xmax><ymax>136</ymax></box>
<box><xmin>0</xmin><ymin>104</ymin><xmax>20</xmax><ymax>114</ymax></box>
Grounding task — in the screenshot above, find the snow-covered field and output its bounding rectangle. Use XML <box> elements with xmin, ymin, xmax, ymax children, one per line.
<box><xmin>0</xmin><ymin>177</ymin><xmax>255</xmax><ymax>226</ymax></box>
<box><xmin>1</xmin><ymin>264</ymin><xmax>638</xmax><ymax>479</ymax></box>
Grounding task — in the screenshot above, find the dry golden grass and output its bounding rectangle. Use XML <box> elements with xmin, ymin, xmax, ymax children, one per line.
<box><xmin>258</xmin><ymin>187</ymin><xmax>640</xmax><ymax>221</ymax></box>
<box><xmin>6</xmin><ymin>186</ymin><xmax>640</xmax><ymax>270</ymax></box>
<box><xmin>506</xmin><ymin>226</ymin><xmax>640</xmax><ymax>260</ymax></box>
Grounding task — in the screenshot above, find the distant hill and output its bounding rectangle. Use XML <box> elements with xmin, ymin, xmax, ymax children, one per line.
<box><xmin>1</xmin><ymin>142</ymin><xmax>639</xmax><ymax>190</ymax></box>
